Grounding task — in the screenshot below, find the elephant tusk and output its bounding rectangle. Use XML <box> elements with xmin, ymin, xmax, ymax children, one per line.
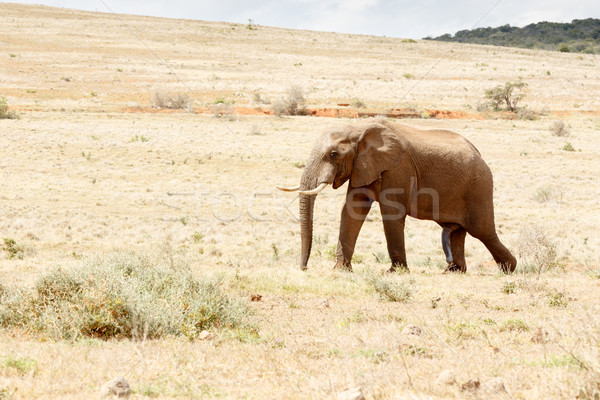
<box><xmin>298</xmin><ymin>182</ymin><xmax>329</xmax><ymax>196</ymax></box>
<box><xmin>276</xmin><ymin>184</ymin><xmax>301</xmax><ymax>192</ymax></box>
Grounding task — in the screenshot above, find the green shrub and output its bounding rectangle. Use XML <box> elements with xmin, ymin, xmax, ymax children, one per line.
<box><xmin>0</xmin><ymin>97</ymin><xmax>18</xmax><ymax>120</ymax></box>
<box><xmin>562</xmin><ymin>142</ymin><xmax>576</xmax><ymax>152</ymax></box>
<box><xmin>483</xmin><ymin>81</ymin><xmax>527</xmax><ymax>112</ymax></box>
<box><xmin>558</xmin><ymin>43</ymin><xmax>571</xmax><ymax>52</ymax></box>
<box><xmin>0</xmin><ymin>253</ymin><xmax>253</xmax><ymax>340</ymax></box>
<box><xmin>2</xmin><ymin>238</ymin><xmax>24</xmax><ymax>260</ymax></box>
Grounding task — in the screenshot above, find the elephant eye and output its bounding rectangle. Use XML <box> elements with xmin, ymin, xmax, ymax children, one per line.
<box><xmin>329</xmin><ymin>151</ymin><xmax>338</xmax><ymax>159</ymax></box>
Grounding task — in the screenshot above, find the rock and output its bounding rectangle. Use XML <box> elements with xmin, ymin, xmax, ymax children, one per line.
<box><xmin>484</xmin><ymin>377</ymin><xmax>507</xmax><ymax>393</ymax></box>
<box><xmin>337</xmin><ymin>386</ymin><xmax>365</xmax><ymax>400</ymax></box>
<box><xmin>198</xmin><ymin>330</ymin><xmax>213</xmax><ymax>340</ymax></box>
<box><xmin>101</xmin><ymin>376</ymin><xmax>131</xmax><ymax>398</ymax></box>
<box><xmin>435</xmin><ymin>369</ymin><xmax>456</xmax><ymax>386</ymax></box>
<box><xmin>401</xmin><ymin>324</ymin><xmax>422</xmax><ymax>336</ymax></box>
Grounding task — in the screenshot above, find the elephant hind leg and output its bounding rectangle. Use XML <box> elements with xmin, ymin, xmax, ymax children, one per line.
<box><xmin>480</xmin><ymin>234</ymin><xmax>517</xmax><ymax>273</ymax></box>
<box><xmin>441</xmin><ymin>224</ymin><xmax>466</xmax><ymax>273</ymax></box>
<box><xmin>450</xmin><ymin>228</ymin><xmax>467</xmax><ymax>272</ymax></box>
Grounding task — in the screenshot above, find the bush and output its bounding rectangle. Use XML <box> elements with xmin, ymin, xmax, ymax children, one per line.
<box><xmin>271</xmin><ymin>85</ymin><xmax>307</xmax><ymax>116</ymax></box>
<box><xmin>212</xmin><ymin>103</ymin><xmax>236</xmax><ymax>120</ymax></box>
<box><xmin>0</xmin><ymin>97</ymin><xmax>18</xmax><ymax>120</ymax></box>
<box><xmin>550</xmin><ymin>120</ymin><xmax>570</xmax><ymax>137</ymax></box>
<box><xmin>558</xmin><ymin>43</ymin><xmax>571</xmax><ymax>52</ymax></box>
<box><xmin>2</xmin><ymin>238</ymin><xmax>24</xmax><ymax>260</ymax></box>
<box><xmin>517</xmin><ymin>225</ymin><xmax>560</xmax><ymax>274</ymax></box>
<box><xmin>151</xmin><ymin>90</ymin><xmax>192</xmax><ymax>110</ymax></box>
<box><xmin>483</xmin><ymin>81</ymin><xmax>527</xmax><ymax>112</ymax></box>
<box><xmin>0</xmin><ymin>253</ymin><xmax>253</xmax><ymax>340</ymax></box>
<box><xmin>562</xmin><ymin>142</ymin><xmax>576</xmax><ymax>152</ymax></box>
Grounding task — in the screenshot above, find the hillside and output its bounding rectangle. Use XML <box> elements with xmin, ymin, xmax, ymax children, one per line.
<box><xmin>1</xmin><ymin>3</ymin><xmax>599</xmax><ymax>114</ymax></box>
<box><xmin>425</xmin><ymin>18</ymin><xmax>600</xmax><ymax>54</ymax></box>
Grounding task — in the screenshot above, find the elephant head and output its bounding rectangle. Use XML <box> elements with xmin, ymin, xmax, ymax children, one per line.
<box><xmin>278</xmin><ymin>121</ymin><xmax>405</xmax><ymax>269</ymax></box>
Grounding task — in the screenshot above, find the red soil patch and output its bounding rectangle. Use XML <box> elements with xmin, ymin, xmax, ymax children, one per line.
<box><xmin>425</xmin><ymin>109</ymin><xmax>484</xmax><ymax>120</ymax></box>
<box><xmin>123</xmin><ymin>107</ymin><xmax>183</xmax><ymax>114</ymax></box>
<box><xmin>121</xmin><ymin>106</ymin><xmax>485</xmax><ymax>120</ymax></box>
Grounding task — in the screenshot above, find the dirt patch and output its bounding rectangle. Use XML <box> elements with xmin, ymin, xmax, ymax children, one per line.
<box><xmin>426</xmin><ymin>109</ymin><xmax>484</xmax><ymax>120</ymax></box>
<box><xmin>122</xmin><ymin>106</ymin><xmax>485</xmax><ymax>120</ymax></box>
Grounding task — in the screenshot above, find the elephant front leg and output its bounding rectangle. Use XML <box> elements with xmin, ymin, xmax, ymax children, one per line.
<box><xmin>380</xmin><ymin>203</ymin><xmax>408</xmax><ymax>273</ymax></box>
<box><xmin>335</xmin><ymin>189</ymin><xmax>373</xmax><ymax>271</ymax></box>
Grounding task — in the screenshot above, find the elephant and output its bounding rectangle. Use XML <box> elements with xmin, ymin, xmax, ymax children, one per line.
<box><xmin>277</xmin><ymin>119</ymin><xmax>516</xmax><ymax>274</ymax></box>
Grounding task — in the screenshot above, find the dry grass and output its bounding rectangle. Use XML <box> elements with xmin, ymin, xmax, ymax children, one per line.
<box><xmin>151</xmin><ymin>90</ymin><xmax>192</xmax><ymax>110</ymax></box>
<box><xmin>550</xmin><ymin>120</ymin><xmax>570</xmax><ymax>137</ymax></box>
<box><xmin>0</xmin><ymin>3</ymin><xmax>599</xmax><ymax>399</ymax></box>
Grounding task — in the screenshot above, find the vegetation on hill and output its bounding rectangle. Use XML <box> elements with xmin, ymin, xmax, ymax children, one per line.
<box><xmin>424</xmin><ymin>18</ymin><xmax>600</xmax><ymax>54</ymax></box>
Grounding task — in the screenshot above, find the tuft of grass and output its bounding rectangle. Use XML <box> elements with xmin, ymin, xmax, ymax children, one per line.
<box><xmin>447</xmin><ymin>320</ymin><xmax>480</xmax><ymax>340</ymax></box>
<box><xmin>550</xmin><ymin>120</ymin><xmax>570</xmax><ymax>137</ymax></box>
<box><xmin>0</xmin><ymin>97</ymin><xmax>19</xmax><ymax>120</ymax></box>
<box><xmin>350</xmin><ymin>99</ymin><xmax>366</xmax><ymax>108</ymax></box>
<box><xmin>191</xmin><ymin>232</ymin><xmax>204</xmax><ymax>243</ymax></box>
<box><xmin>0</xmin><ymin>356</ymin><xmax>37</xmax><ymax>376</ymax></box>
<box><xmin>129</xmin><ymin>135</ymin><xmax>149</xmax><ymax>143</ymax></box>
<box><xmin>151</xmin><ymin>90</ymin><xmax>192</xmax><ymax>110</ymax></box>
<box><xmin>562</xmin><ymin>142</ymin><xmax>576</xmax><ymax>152</ymax></box>
<box><xmin>271</xmin><ymin>85</ymin><xmax>307</xmax><ymax>116</ymax></box>
<box><xmin>501</xmin><ymin>281</ymin><xmax>516</xmax><ymax>294</ymax></box>
<box><xmin>533</xmin><ymin>185</ymin><xmax>560</xmax><ymax>203</ymax></box>
<box><xmin>547</xmin><ymin>289</ymin><xmax>569</xmax><ymax>308</ymax></box>
<box><xmin>252</xmin><ymin>92</ymin><xmax>269</xmax><ymax>105</ymax></box>
<box><xmin>403</xmin><ymin>73</ymin><xmax>415</xmax><ymax>79</ymax></box>
<box><xmin>2</xmin><ymin>238</ymin><xmax>24</xmax><ymax>260</ymax></box>
<box><xmin>362</xmin><ymin>271</ymin><xmax>412</xmax><ymax>302</ymax></box>
<box><xmin>0</xmin><ymin>252</ymin><xmax>254</xmax><ymax>340</ymax></box>
<box><xmin>500</xmin><ymin>318</ymin><xmax>529</xmax><ymax>332</ymax></box>
<box><xmin>212</xmin><ymin>103</ymin><xmax>236</xmax><ymax>120</ymax></box>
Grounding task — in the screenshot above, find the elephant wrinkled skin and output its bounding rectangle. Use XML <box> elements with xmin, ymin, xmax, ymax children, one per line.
<box><xmin>278</xmin><ymin>119</ymin><xmax>517</xmax><ymax>274</ymax></box>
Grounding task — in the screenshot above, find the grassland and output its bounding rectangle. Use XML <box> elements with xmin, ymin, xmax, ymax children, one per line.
<box><xmin>0</xmin><ymin>3</ymin><xmax>599</xmax><ymax>399</ymax></box>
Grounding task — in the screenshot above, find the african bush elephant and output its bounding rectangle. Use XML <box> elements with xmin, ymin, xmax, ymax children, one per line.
<box><xmin>278</xmin><ymin>119</ymin><xmax>516</xmax><ymax>273</ymax></box>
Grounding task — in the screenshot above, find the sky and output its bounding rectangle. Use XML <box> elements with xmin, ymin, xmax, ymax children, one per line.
<box><xmin>4</xmin><ymin>0</ymin><xmax>600</xmax><ymax>39</ymax></box>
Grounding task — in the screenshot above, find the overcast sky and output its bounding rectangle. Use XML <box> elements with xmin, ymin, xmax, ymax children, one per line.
<box><xmin>5</xmin><ymin>0</ymin><xmax>600</xmax><ymax>38</ymax></box>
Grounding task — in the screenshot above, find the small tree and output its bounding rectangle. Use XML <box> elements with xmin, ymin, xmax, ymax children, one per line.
<box><xmin>484</xmin><ymin>81</ymin><xmax>527</xmax><ymax>112</ymax></box>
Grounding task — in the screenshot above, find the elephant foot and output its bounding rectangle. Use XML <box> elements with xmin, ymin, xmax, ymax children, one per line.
<box><xmin>334</xmin><ymin>260</ymin><xmax>353</xmax><ymax>272</ymax></box>
<box><xmin>387</xmin><ymin>263</ymin><xmax>409</xmax><ymax>274</ymax></box>
<box><xmin>444</xmin><ymin>262</ymin><xmax>466</xmax><ymax>273</ymax></box>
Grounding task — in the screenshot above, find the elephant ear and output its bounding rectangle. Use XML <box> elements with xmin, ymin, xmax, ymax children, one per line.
<box><xmin>351</xmin><ymin>124</ymin><xmax>404</xmax><ymax>187</ymax></box>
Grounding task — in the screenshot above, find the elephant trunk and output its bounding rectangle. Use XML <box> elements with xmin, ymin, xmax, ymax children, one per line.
<box><xmin>298</xmin><ymin>158</ymin><xmax>320</xmax><ymax>270</ymax></box>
